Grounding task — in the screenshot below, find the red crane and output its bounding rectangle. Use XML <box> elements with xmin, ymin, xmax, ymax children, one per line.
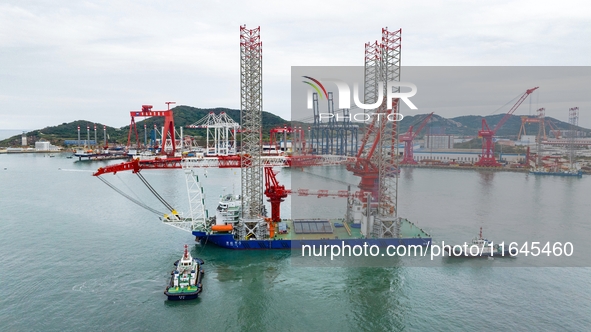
<box><xmin>269</xmin><ymin>126</ymin><xmax>306</xmax><ymax>154</ymax></box>
<box><xmin>345</xmin><ymin>99</ymin><xmax>399</xmax><ymax>198</ymax></box>
<box><xmin>262</xmin><ymin>167</ymin><xmax>290</xmax><ymax>238</ymax></box>
<box><xmin>400</xmin><ymin>112</ymin><xmax>434</xmax><ymax>165</ymax></box>
<box><xmin>93</xmin><ymin>158</ymin><xmax>343</xmax><ymax>233</ymax></box>
<box><xmin>475</xmin><ymin>87</ymin><xmax>539</xmax><ymax>167</ymax></box>
<box><xmin>127</xmin><ymin>104</ymin><xmax>176</xmax><ymax>156</ymax></box>
<box><xmin>263</xmin><ymin>167</ymin><xmax>289</xmax><ymax>223</ymax></box>
<box><xmin>263</xmin><ymin>167</ymin><xmax>362</xmax><ymax>225</ymax></box>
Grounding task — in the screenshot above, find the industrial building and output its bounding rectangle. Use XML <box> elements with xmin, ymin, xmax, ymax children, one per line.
<box><xmin>34</xmin><ymin>140</ymin><xmax>60</xmax><ymax>152</ymax></box>
<box><xmin>424</xmin><ymin>135</ymin><xmax>454</xmax><ymax>149</ymax></box>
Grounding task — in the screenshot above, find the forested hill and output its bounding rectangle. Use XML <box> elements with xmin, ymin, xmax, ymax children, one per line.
<box><xmin>1</xmin><ymin>107</ymin><xmax>588</xmax><ymax>147</ymax></box>
<box><xmin>399</xmin><ymin>113</ymin><xmax>589</xmax><ymax>137</ymax></box>
<box><xmin>0</xmin><ymin>106</ymin><xmax>289</xmax><ymax>147</ymax></box>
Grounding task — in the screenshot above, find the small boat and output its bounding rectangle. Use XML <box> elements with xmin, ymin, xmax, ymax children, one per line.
<box><xmin>164</xmin><ymin>245</ymin><xmax>204</xmax><ymax>300</ymax></box>
<box><xmin>449</xmin><ymin>227</ymin><xmax>516</xmax><ymax>258</ymax></box>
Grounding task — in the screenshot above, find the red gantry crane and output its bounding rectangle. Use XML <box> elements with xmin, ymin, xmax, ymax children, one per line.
<box><xmin>269</xmin><ymin>126</ymin><xmax>306</xmax><ymax>154</ymax></box>
<box><xmin>127</xmin><ymin>103</ymin><xmax>177</xmax><ymax>156</ymax></box>
<box><xmin>400</xmin><ymin>112</ymin><xmax>434</xmax><ymax>165</ymax></box>
<box><xmin>475</xmin><ymin>87</ymin><xmax>539</xmax><ymax>167</ymax></box>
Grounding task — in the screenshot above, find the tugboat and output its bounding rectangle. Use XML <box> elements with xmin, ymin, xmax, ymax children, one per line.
<box><xmin>449</xmin><ymin>227</ymin><xmax>516</xmax><ymax>257</ymax></box>
<box><xmin>164</xmin><ymin>245</ymin><xmax>204</xmax><ymax>300</ymax></box>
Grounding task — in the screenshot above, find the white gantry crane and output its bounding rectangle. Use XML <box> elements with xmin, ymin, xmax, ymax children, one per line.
<box><xmin>187</xmin><ymin>111</ymin><xmax>240</xmax><ymax>156</ymax></box>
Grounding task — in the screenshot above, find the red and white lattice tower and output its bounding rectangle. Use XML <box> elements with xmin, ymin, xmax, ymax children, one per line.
<box><xmin>238</xmin><ymin>25</ymin><xmax>266</xmax><ymax>240</ymax></box>
<box><xmin>347</xmin><ymin>28</ymin><xmax>402</xmax><ymax>239</ymax></box>
<box><xmin>374</xmin><ymin>27</ymin><xmax>402</xmax><ymax>238</ymax></box>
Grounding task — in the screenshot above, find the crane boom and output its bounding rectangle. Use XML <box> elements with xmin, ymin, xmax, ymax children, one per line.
<box><xmin>411</xmin><ymin>112</ymin><xmax>434</xmax><ymax>140</ymax></box>
<box><xmin>400</xmin><ymin>112</ymin><xmax>434</xmax><ymax>165</ymax></box>
<box><xmin>492</xmin><ymin>87</ymin><xmax>539</xmax><ymax>134</ymax></box>
<box><xmin>475</xmin><ymin>87</ymin><xmax>539</xmax><ymax>167</ymax></box>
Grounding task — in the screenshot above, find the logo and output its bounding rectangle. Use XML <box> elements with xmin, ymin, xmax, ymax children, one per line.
<box><xmin>303</xmin><ymin>77</ymin><xmax>417</xmax><ymax>111</ymax></box>
<box><xmin>302</xmin><ymin>76</ymin><xmax>328</xmax><ymax>100</ymax></box>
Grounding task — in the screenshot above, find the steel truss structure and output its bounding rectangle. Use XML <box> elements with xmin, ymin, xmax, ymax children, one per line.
<box><xmin>187</xmin><ymin>111</ymin><xmax>239</xmax><ymax>156</ymax></box>
<box><xmin>309</xmin><ymin>92</ymin><xmax>359</xmax><ymax>156</ymax></box>
<box><xmin>346</xmin><ymin>27</ymin><xmax>402</xmax><ymax>239</ymax></box>
<box><xmin>239</xmin><ymin>25</ymin><xmax>266</xmax><ymax>239</ymax></box>
<box><xmin>162</xmin><ymin>169</ymin><xmax>208</xmax><ymax>232</ymax></box>
<box><xmin>568</xmin><ymin>107</ymin><xmax>580</xmax><ymax>169</ymax></box>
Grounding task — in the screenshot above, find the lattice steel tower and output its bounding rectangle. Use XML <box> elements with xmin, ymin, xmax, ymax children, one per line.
<box><xmin>347</xmin><ymin>28</ymin><xmax>402</xmax><ymax>239</ymax></box>
<box><xmin>239</xmin><ymin>25</ymin><xmax>265</xmax><ymax>239</ymax></box>
<box><xmin>568</xmin><ymin>107</ymin><xmax>579</xmax><ymax>169</ymax></box>
<box><xmin>374</xmin><ymin>27</ymin><xmax>402</xmax><ymax>237</ymax></box>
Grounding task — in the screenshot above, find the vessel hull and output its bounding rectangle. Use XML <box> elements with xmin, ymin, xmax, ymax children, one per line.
<box><xmin>164</xmin><ymin>291</ymin><xmax>201</xmax><ymax>301</ymax></box>
<box><xmin>449</xmin><ymin>248</ymin><xmax>517</xmax><ymax>257</ymax></box>
<box><xmin>530</xmin><ymin>171</ymin><xmax>582</xmax><ymax>177</ymax></box>
<box><xmin>193</xmin><ymin>231</ymin><xmax>431</xmax><ymax>249</ymax></box>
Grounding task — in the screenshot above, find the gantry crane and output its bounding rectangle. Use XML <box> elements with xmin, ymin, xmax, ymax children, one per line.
<box><xmin>186</xmin><ymin>111</ymin><xmax>239</xmax><ymax>156</ymax></box>
<box><xmin>127</xmin><ymin>103</ymin><xmax>177</xmax><ymax>156</ymax></box>
<box><xmin>517</xmin><ymin>108</ymin><xmax>546</xmax><ymax>141</ymax></box>
<box><xmin>269</xmin><ymin>126</ymin><xmax>306</xmax><ymax>155</ymax></box>
<box><xmin>547</xmin><ymin>119</ymin><xmax>561</xmax><ymax>139</ymax></box>
<box><xmin>400</xmin><ymin>112</ymin><xmax>434</xmax><ymax>165</ymax></box>
<box><xmin>475</xmin><ymin>87</ymin><xmax>539</xmax><ymax>167</ymax></box>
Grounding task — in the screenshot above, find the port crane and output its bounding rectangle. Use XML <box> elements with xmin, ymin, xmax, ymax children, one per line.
<box><xmin>127</xmin><ymin>104</ymin><xmax>177</xmax><ymax>156</ymax></box>
<box><xmin>269</xmin><ymin>126</ymin><xmax>306</xmax><ymax>155</ymax></box>
<box><xmin>186</xmin><ymin>111</ymin><xmax>239</xmax><ymax>156</ymax></box>
<box><xmin>546</xmin><ymin>119</ymin><xmax>561</xmax><ymax>139</ymax></box>
<box><xmin>517</xmin><ymin>108</ymin><xmax>546</xmax><ymax>141</ymax></box>
<box><xmin>400</xmin><ymin>112</ymin><xmax>434</xmax><ymax>165</ymax></box>
<box><xmin>475</xmin><ymin>87</ymin><xmax>539</xmax><ymax>167</ymax></box>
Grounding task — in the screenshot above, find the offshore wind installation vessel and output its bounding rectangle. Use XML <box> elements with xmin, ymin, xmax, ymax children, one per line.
<box><xmin>93</xmin><ymin>26</ymin><xmax>431</xmax><ymax>249</ymax></box>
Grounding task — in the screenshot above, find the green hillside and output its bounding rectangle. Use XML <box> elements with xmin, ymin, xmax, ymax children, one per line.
<box><xmin>0</xmin><ymin>120</ymin><xmax>124</xmax><ymax>147</ymax></box>
<box><xmin>0</xmin><ymin>106</ymin><xmax>289</xmax><ymax>147</ymax></box>
<box><xmin>1</xmin><ymin>107</ymin><xmax>588</xmax><ymax>148</ymax></box>
<box><xmin>399</xmin><ymin>114</ymin><xmax>589</xmax><ymax>138</ymax></box>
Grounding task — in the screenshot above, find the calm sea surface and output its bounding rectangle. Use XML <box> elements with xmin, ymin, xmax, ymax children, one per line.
<box><xmin>0</xmin><ymin>153</ymin><xmax>590</xmax><ymax>331</ymax></box>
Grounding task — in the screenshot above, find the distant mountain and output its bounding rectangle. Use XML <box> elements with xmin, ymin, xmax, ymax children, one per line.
<box><xmin>399</xmin><ymin>114</ymin><xmax>590</xmax><ymax>138</ymax></box>
<box><xmin>1</xmin><ymin>107</ymin><xmax>588</xmax><ymax>147</ymax></box>
<box><xmin>0</xmin><ymin>120</ymin><xmax>124</xmax><ymax>148</ymax></box>
<box><xmin>0</xmin><ymin>106</ymin><xmax>290</xmax><ymax>147</ymax></box>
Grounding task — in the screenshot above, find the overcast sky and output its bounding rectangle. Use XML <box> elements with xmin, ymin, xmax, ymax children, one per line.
<box><xmin>1</xmin><ymin>0</ymin><xmax>590</xmax><ymax>130</ymax></box>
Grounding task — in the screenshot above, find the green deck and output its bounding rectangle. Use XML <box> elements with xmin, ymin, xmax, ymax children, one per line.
<box><xmin>166</xmin><ymin>285</ymin><xmax>199</xmax><ymax>294</ymax></box>
<box><xmin>272</xmin><ymin>219</ymin><xmax>430</xmax><ymax>240</ymax></box>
